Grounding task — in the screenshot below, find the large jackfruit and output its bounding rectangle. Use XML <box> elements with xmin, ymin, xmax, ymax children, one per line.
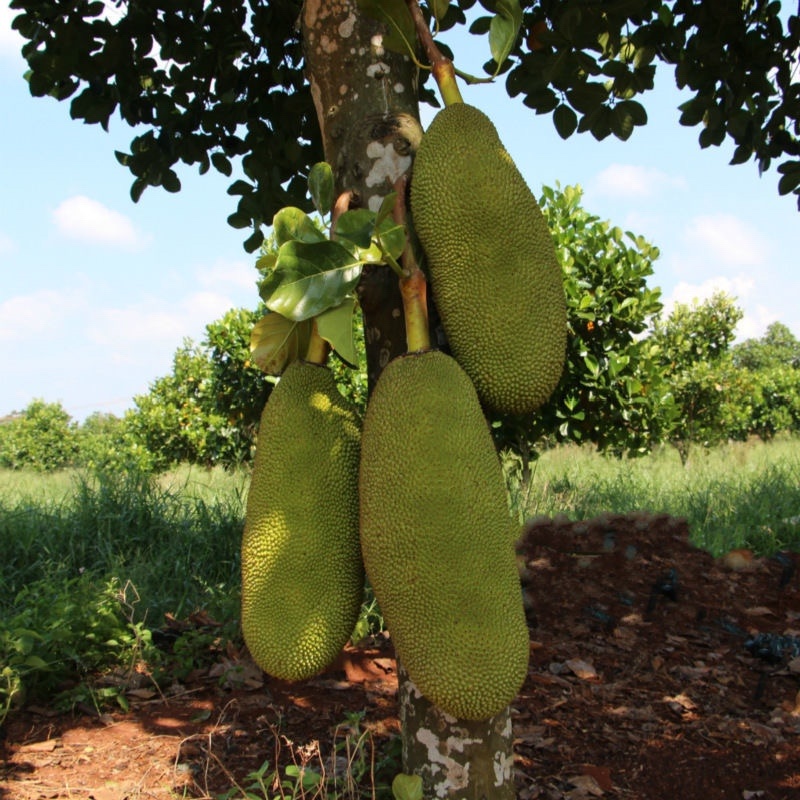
<box><xmin>359</xmin><ymin>349</ymin><xmax>529</xmax><ymax>720</ymax></box>
<box><xmin>410</xmin><ymin>102</ymin><xmax>567</xmax><ymax>416</ymax></box>
<box><xmin>241</xmin><ymin>360</ymin><xmax>363</xmax><ymax>681</ymax></box>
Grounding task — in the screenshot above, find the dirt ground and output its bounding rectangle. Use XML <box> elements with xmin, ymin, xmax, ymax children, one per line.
<box><xmin>3</xmin><ymin>512</ymin><xmax>800</xmax><ymax>799</ymax></box>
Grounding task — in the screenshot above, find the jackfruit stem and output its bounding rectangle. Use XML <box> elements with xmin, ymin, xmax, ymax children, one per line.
<box><xmin>305</xmin><ymin>320</ymin><xmax>331</xmax><ymax>366</ymax></box>
<box><xmin>391</xmin><ymin>173</ymin><xmax>431</xmax><ymax>353</ymax></box>
<box><xmin>405</xmin><ymin>0</ymin><xmax>463</xmax><ymax>106</ymax></box>
<box><xmin>400</xmin><ymin>268</ymin><xmax>430</xmax><ymax>353</ymax></box>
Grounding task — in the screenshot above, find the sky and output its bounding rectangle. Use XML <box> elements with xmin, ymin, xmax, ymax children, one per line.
<box><xmin>1</xmin><ymin>6</ymin><xmax>799</xmax><ymax>422</ymax></box>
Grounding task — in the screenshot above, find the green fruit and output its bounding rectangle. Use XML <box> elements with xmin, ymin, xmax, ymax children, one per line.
<box><xmin>410</xmin><ymin>102</ymin><xmax>567</xmax><ymax>415</ymax></box>
<box><xmin>359</xmin><ymin>350</ymin><xmax>529</xmax><ymax>720</ymax></box>
<box><xmin>241</xmin><ymin>360</ymin><xmax>363</xmax><ymax>681</ymax></box>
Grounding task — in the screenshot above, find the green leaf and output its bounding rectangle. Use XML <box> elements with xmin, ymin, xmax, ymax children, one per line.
<box><xmin>334</xmin><ymin>209</ymin><xmax>375</xmax><ymax>250</ymax></box>
<box><xmin>488</xmin><ymin>0</ymin><xmax>523</xmax><ymax>75</ymax></box>
<box><xmin>316</xmin><ymin>298</ymin><xmax>359</xmax><ymax>367</ymax></box>
<box><xmin>357</xmin><ymin>0</ymin><xmax>417</xmax><ymax>56</ymax></box>
<box><xmin>553</xmin><ymin>103</ymin><xmax>578</xmax><ymax>139</ymax></box>
<box><xmin>374</xmin><ymin>215</ymin><xmax>407</xmax><ymax>261</ymax></box>
<box><xmin>272</xmin><ymin>207</ymin><xmax>327</xmax><ymax>246</ymax></box>
<box><xmin>266</xmin><ymin>240</ymin><xmax>363</xmax><ymax>321</ymax></box>
<box><xmin>392</xmin><ymin>774</ymin><xmax>424</xmax><ymax>800</ymax></box>
<box><xmin>583</xmin><ymin>353</ymin><xmax>601</xmax><ymax>377</ymax></box>
<box><xmin>250</xmin><ymin>312</ymin><xmax>313</xmax><ymax>375</ymax></box>
<box><xmin>428</xmin><ymin>0</ymin><xmax>450</xmax><ymax>23</ymax></box>
<box><xmin>308</xmin><ymin>162</ymin><xmax>334</xmax><ymax>217</ymax></box>
<box><xmin>255</xmin><ymin>252</ymin><xmax>277</xmax><ymax>274</ymax></box>
<box><xmin>375</xmin><ymin>192</ymin><xmax>398</xmax><ymax>226</ymax></box>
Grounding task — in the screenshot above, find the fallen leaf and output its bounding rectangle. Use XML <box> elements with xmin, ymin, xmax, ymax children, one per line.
<box><xmin>565</xmin><ymin>659</ymin><xmax>599</xmax><ymax>680</ymax></box>
<box><xmin>566</xmin><ymin>773</ymin><xmax>605</xmax><ymax>796</ymax></box>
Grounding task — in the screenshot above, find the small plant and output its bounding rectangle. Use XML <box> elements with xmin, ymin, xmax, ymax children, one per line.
<box><xmin>0</xmin><ymin>574</ymin><xmax>156</xmax><ymax>724</ymax></box>
<box><xmin>212</xmin><ymin>710</ymin><xmax>400</xmax><ymax>800</ymax></box>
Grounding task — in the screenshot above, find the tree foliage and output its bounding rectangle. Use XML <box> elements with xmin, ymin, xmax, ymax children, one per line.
<box><xmin>10</xmin><ymin>0</ymin><xmax>799</xmax><ymax>253</ymax></box>
<box><xmin>124</xmin><ymin>309</ymin><xmax>270</xmax><ymax>470</ymax></box>
<box><xmin>732</xmin><ymin>321</ymin><xmax>800</xmax><ymax>370</ymax></box>
<box><xmin>493</xmin><ymin>183</ymin><xmax>673</xmax><ymax>466</ymax></box>
<box><xmin>0</xmin><ymin>399</ymin><xmax>78</xmax><ymax>471</ymax></box>
<box><xmin>651</xmin><ymin>293</ymin><xmax>800</xmax><ymax>462</ymax></box>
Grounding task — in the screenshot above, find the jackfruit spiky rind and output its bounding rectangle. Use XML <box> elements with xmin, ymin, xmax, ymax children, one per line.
<box><xmin>359</xmin><ymin>350</ymin><xmax>529</xmax><ymax>720</ymax></box>
<box><xmin>410</xmin><ymin>102</ymin><xmax>567</xmax><ymax>415</ymax></box>
<box><xmin>241</xmin><ymin>361</ymin><xmax>363</xmax><ymax>681</ymax></box>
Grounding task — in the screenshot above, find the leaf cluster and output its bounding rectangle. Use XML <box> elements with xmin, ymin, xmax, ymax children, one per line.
<box><xmin>498</xmin><ymin>0</ymin><xmax>799</xmax><ymax>205</ymax></box>
<box><xmin>10</xmin><ymin>0</ymin><xmax>798</xmax><ymax>249</ymax></box>
<box><xmin>1</xmin><ymin>574</ymin><xmax>155</xmax><ymax>724</ymax></box>
<box><xmin>251</xmin><ymin>163</ymin><xmax>406</xmax><ymax>375</ymax></box>
<box><xmin>11</xmin><ymin>0</ymin><xmax>321</xmax><ymax>251</ymax></box>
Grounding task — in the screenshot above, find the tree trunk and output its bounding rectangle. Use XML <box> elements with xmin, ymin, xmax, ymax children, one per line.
<box><xmin>301</xmin><ymin>3</ymin><xmax>516</xmax><ymax>796</ymax></box>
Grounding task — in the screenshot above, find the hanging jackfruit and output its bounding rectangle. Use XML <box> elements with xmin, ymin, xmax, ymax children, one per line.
<box><xmin>410</xmin><ymin>102</ymin><xmax>567</xmax><ymax>415</ymax></box>
<box><xmin>241</xmin><ymin>360</ymin><xmax>363</xmax><ymax>681</ymax></box>
<box><xmin>359</xmin><ymin>349</ymin><xmax>529</xmax><ymax>720</ymax></box>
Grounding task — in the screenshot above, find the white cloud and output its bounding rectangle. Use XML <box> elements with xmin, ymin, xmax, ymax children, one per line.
<box><xmin>683</xmin><ymin>213</ymin><xmax>766</xmax><ymax>267</ymax></box>
<box><xmin>666</xmin><ymin>276</ymin><xmax>755</xmax><ymax>310</ymax></box>
<box><xmin>197</xmin><ymin>259</ymin><xmax>258</xmax><ymax>292</ymax></box>
<box><xmin>87</xmin><ymin>291</ymin><xmax>240</xmax><ymax>351</ymax></box>
<box><xmin>0</xmin><ymin>287</ymin><xmax>88</xmax><ymax>343</ymax></box>
<box><xmin>53</xmin><ymin>195</ymin><xmax>148</xmax><ymax>249</ymax></box>
<box><xmin>592</xmin><ymin>164</ymin><xmax>687</xmax><ymax>199</ymax></box>
<box><xmin>660</xmin><ymin>276</ymin><xmax>781</xmax><ymax>341</ymax></box>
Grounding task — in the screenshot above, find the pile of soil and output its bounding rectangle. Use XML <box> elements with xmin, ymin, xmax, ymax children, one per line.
<box><xmin>2</xmin><ymin>512</ymin><xmax>800</xmax><ymax>799</ymax></box>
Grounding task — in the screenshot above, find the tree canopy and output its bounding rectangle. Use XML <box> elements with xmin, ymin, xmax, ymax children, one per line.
<box><xmin>11</xmin><ymin>0</ymin><xmax>800</xmax><ymax>251</ymax></box>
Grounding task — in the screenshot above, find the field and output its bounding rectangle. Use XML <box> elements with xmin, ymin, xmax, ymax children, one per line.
<box><xmin>1</xmin><ymin>437</ymin><xmax>800</xmax><ymax>798</ymax></box>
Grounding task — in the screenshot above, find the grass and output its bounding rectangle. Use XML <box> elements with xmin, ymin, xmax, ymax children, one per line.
<box><xmin>1</xmin><ymin>437</ymin><xmax>798</xmax><ymax>725</ymax></box>
<box><xmin>514</xmin><ymin>435</ymin><xmax>800</xmax><ymax>555</ymax></box>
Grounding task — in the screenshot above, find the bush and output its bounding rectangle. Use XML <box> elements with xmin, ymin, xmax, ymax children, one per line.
<box><xmin>0</xmin><ymin>399</ymin><xmax>78</xmax><ymax>471</ymax></box>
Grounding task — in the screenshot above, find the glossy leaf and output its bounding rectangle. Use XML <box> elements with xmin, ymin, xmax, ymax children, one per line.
<box><xmin>334</xmin><ymin>209</ymin><xmax>375</xmax><ymax>250</ymax></box>
<box><xmin>250</xmin><ymin>312</ymin><xmax>313</xmax><ymax>376</ymax></box>
<box><xmin>487</xmin><ymin>0</ymin><xmax>523</xmax><ymax>75</ymax></box>
<box><xmin>265</xmin><ymin>240</ymin><xmax>363</xmax><ymax>321</ymax></box>
<box><xmin>273</xmin><ymin>207</ymin><xmax>327</xmax><ymax>247</ymax></box>
<box><xmin>308</xmin><ymin>162</ymin><xmax>334</xmax><ymax>217</ymax></box>
<box><xmin>316</xmin><ymin>298</ymin><xmax>360</xmax><ymax>367</ymax></box>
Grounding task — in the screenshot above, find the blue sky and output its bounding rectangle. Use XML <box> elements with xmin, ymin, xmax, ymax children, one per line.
<box><xmin>1</xmin><ymin>6</ymin><xmax>799</xmax><ymax>422</ymax></box>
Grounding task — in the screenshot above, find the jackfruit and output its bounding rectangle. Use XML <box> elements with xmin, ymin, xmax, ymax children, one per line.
<box><xmin>410</xmin><ymin>102</ymin><xmax>567</xmax><ymax>415</ymax></box>
<box><xmin>241</xmin><ymin>360</ymin><xmax>363</xmax><ymax>681</ymax></box>
<box><xmin>359</xmin><ymin>349</ymin><xmax>529</xmax><ymax>720</ymax></box>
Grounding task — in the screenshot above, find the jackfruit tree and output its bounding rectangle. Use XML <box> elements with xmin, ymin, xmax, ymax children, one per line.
<box><xmin>11</xmin><ymin>0</ymin><xmax>799</xmax><ymax>795</ymax></box>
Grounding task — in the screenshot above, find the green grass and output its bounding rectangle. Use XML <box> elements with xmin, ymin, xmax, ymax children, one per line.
<box><xmin>514</xmin><ymin>435</ymin><xmax>800</xmax><ymax>555</ymax></box>
<box><xmin>1</xmin><ymin>437</ymin><xmax>798</xmax><ymax>723</ymax></box>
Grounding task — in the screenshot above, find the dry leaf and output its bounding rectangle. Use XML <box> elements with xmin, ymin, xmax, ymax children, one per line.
<box><xmin>566</xmin><ymin>659</ymin><xmax>599</xmax><ymax>680</ymax></box>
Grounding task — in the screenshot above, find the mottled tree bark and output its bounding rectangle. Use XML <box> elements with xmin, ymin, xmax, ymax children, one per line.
<box><xmin>302</xmin><ymin>0</ymin><xmax>421</xmax><ymax>385</ymax></box>
<box><xmin>301</xmin><ymin>3</ymin><xmax>516</xmax><ymax>797</ymax></box>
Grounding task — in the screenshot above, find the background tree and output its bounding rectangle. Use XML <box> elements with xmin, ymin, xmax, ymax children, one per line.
<box><xmin>0</xmin><ymin>399</ymin><xmax>78</xmax><ymax>471</ymax></box>
<box><xmin>493</xmin><ymin>183</ymin><xmax>674</xmax><ymax>499</ymax></box>
<box><xmin>733</xmin><ymin>321</ymin><xmax>800</xmax><ymax>371</ymax></box>
<box><xmin>125</xmin><ymin>309</ymin><xmax>270</xmax><ymax>470</ymax></box>
<box><xmin>651</xmin><ymin>292</ymin><xmax>744</xmax><ymax>462</ymax></box>
<box><xmin>731</xmin><ymin>322</ymin><xmax>800</xmax><ymax>440</ymax></box>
